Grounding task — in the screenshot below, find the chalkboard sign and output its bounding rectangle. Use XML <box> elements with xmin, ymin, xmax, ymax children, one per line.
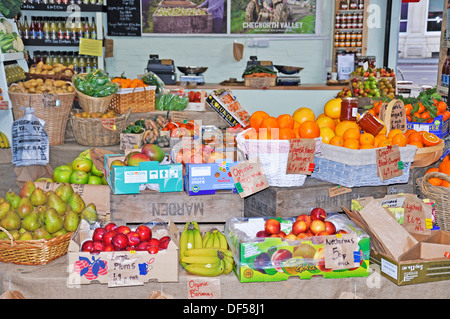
<box><xmin>107</xmin><ymin>0</ymin><xmax>141</xmax><ymax>36</ymax></box>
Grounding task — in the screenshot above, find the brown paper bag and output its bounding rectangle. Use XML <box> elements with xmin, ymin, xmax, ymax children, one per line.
<box><xmin>0</xmin><ymin>290</ymin><xmax>25</xmax><ymax>299</ymax></box>
<box><xmin>233</xmin><ymin>42</ymin><xmax>244</xmax><ymax>62</ymax></box>
<box><xmin>14</xmin><ymin>164</ymin><xmax>54</xmax><ymax>188</ymax></box>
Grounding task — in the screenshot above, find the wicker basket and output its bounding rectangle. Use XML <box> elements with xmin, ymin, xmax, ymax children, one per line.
<box><xmin>8</xmin><ymin>83</ymin><xmax>75</xmax><ymax>146</ymax></box>
<box><xmin>109</xmin><ymin>86</ymin><xmax>156</xmax><ymax>114</ymax></box>
<box><xmin>70</xmin><ymin>108</ymin><xmax>131</xmax><ymax>147</ymax></box>
<box><xmin>75</xmin><ymin>88</ymin><xmax>116</xmax><ymax>114</ymax></box>
<box><xmin>0</xmin><ymin>226</ymin><xmax>72</xmax><ymax>265</ymax></box>
<box><xmin>417</xmin><ymin>172</ymin><xmax>450</xmax><ymax>231</ymax></box>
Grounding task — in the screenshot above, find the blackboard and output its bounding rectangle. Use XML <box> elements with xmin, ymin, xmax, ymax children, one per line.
<box><xmin>107</xmin><ymin>0</ymin><xmax>142</xmax><ymax>36</ymax></box>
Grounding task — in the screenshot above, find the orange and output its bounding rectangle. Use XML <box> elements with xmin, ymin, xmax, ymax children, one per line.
<box><xmin>407</xmin><ymin>132</ymin><xmax>423</xmax><ymax>144</ymax></box>
<box><xmin>436</xmin><ymin>101</ymin><xmax>447</xmax><ymax>113</ymax></box>
<box><xmin>319</xmin><ymin>127</ymin><xmax>335</xmax><ymax>144</ymax></box>
<box><xmin>422</xmin><ymin>132</ymin><xmax>440</xmax><ymax>147</ymax></box>
<box><xmin>298</xmin><ymin>121</ymin><xmax>320</xmax><ymax>139</ymax></box>
<box><xmin>360</xmin><ymin>144</ymin><xmax>374</xmax><ymax>149</ymax></box>
<box><xmin>378</xmin><ymin>139</ymin><xmax>392</xmax><ymax>147</ymax></box>
<box><xmin>360</xmin><ymin>133</ymin><xmax>375</xmax><ymax>145</ymax></box>
<box><xmin>323</xmin><ymin>98</ymin><xmax>342</xmax><ymax>119</ymax></box>
<box><xmin>316</xmin><ymin>113</ymin><xmax>327</xmax><ymax>120</ymax></box>
<box><xmin>315</xmin><ymin>116</ymin><xmax>336</xmax><ymax>131</ymax></box>
<box><xmin>391</xmin><ymin>133</ymin><xmax>408</xmax><ymax>147</ymax></box>
<box><xmin>343</xmin><ymin>138</ymin><xmax>360</xmax><ymax>149</ymax></box>
<box><xmin>417</xmin><ymin>102</ymin><xmax>426</xmax><ymax>113</ymax></box>
<box><xmin>277</xmin><ymin>114</ymin><xmax>295</xmax><ymax>129</ymax></box>
<box><xmin>439</xmin><ymin>160</ymin><xmax>450</xmax><ymax>175</ymax></box>
<box><xmin>428</xmin><ymin>177</ymin><xmax>443</xmax><ymax>186</ymax></box>
<box><xmin>372</xmin><ymin>101</ymin><xmax>382</xmax><ymax>114</ymax></box>
<box><xmin>440</xmin><ymin>180</ymin><xmax>450</xmax><ymax>187</ymax></box>
<box><xmin>443</xmin><ymin>154</ymin><xmax>450</xmax><ymax>162</ymax></box>
<box><xmin>249</xmin><ymin>111</ymin><xmax>269</xmax><ymax>130</ymax></box>
<box><xmin>329</xmin><ymin>136</ymin><xmax>344</xmax><ymax>147</ymax></box>
<box><xmin>279</xmin><ymin>128</ymin><xmax>296</xmax><ymax>140</ymax></box>
<box><xmin>293</xmin><ymin>107</ymin><xmax>316</xmax><ymax>124</ymax></box>
<box><xmin>243</xmin><ymin>128</ymin><xmax>258</xmax><ymax>139</ymax></box>
<box><xmin>404</xmin><ymin>129</ymin><xmax>417</xmax><ymax>138</ymax></box>
<box><xmin>335</xmin><ymin>120</ymin><xmax>360</xmax><ymax>137</ymax></box>
<box><xmin>387</xmin><ymin>129</ymin><xmax>403</xmax><ymax>139</ymax></box>
<box><xmin>409</xmin><ymin>141</ymin><xmax>423</xmax><ymax>148</ymax></box>
<box><xmin>405</xmin><ymin>103</ymin><xmax>413</xmax><ymax>116</ymax></box>
<box><xmin>425</xmin><ymin>167</ymin><xmax>439</xmax><ymax>174</ymax></box>
<box><xmin>443</xmin><ymin>111</ymin><xmax>450</xmax><ymax>121</ymax></box>
<box><xmin>293</xmin><ymin>121</ymin><xmax>301</xmax><ymax>138</ymax></box>
<box><xmin>260</xmin><ymin>116</ymin><xmax>279</xmax><ymax>130</ymax></box>
<box><xmin>420</xmin><ymin>111</ymin><xmax>431</xmax><ymax>120</ymax></box>
<box><xmin>378</xmin><ymin>124</ymin><xmax>387</xmax><ymax>136</ymax></box>
<box><xmin>343</xmin><ymin>127</ymin><xmax>361</xmax><ymax>140</ymax></box>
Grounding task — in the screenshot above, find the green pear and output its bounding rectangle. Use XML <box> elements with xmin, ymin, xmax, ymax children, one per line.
<box><xmin>81</xmin><ymin>203</ymin><xmax>98</xmax><ymax>224</ymax></box>
<box><xmin>5</xmin><ymin>190</ymin><xmax>21</xmax><ymax>209</ymax></box>
<box><xmin>0</xmin><ymin>210</ymin><xmax>22</xmax><ymax>231</ymax></box>
<box><xmin>67</xmin><ymin>192</ymin><xmax>85</xmax><ymax>214</ymax></box>
<box><xmin>9</xmin><ymin>230</ymin><xmax>20</xmax><ymax>240</ymax></box>
<box><xmin>32</xmin><ymin>227</ymin><xmax>52</xmax><ymax>240</ymax></box>
<box><xmin>19</xmin><ymin>180</ymin><xmax>36</xmax><ymax>198</ymax></box>
<box><xmin>52</xmin><ymin>228</ymin><xmax>68</xmax><ymax>238</ymax></box>
<box><xmin>55</xmin><ymin>183</ymin><xmax>74</xmax><ymax>203</ymax></box>
<box><xmin>47</xmin><ymin>192</ymin><xmax>67</xmax><ymax>216</ymax></box>
<box><xmin>0</xmin><ymin>231</ymin><xmax>9</xmax><ymax>240</ymax></box>
<box><xmin>18</xmin><ymin>231</ymin><xmax>33</xmax><ymax>241</ymax></box>
<box><xmin>16</xmin><ymin>197</ymin><xmax>33</xmax><ymax>219</ymax></box>
<box><xmin>0</xmin><ymin>200</ymin><xmax>11</xmax><ymax>220</ymax></box>
<box><xmin>30</xmin><ymin>187</ymin><xmax>47</xmax><ymax>207</ymax></box>
<box><xmin>64</xmin><ymin>210</ymin><xmax>80</xmax><ymax>232</ymax></box>
<box><xmin>22</xmin><ymin>210</ymin><xmax>42</xmax><ymax>232</ymax></box>
<box><xmin>42</xmin><ymin>208</ymin><xmax>64</xmax><ymax>234</ymax></box>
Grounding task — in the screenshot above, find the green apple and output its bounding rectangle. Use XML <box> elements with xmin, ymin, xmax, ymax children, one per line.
<box><xmin>52</xmin><ymin>165</ymin><xmax>73</xmax><ymax>183</ymax></box>
<box><xmin>87</xmin><ymin>175</ymin><xmax>102</xmax><ymax>185</ymax></box>
<box><xmin>79</xmin><ymin>149</ymin><xmax>91</xmax><ymax>159</ymax></box>
<box><xmin>72</xmin><ymin>157</ymin><xmax>93</xmax><ymax>173</ymax></box>
<box><xmin>69</xmin><ymin>171</ymin><xmax>89</xmax><ymax>184</ymax></box>
<box><xmin>90</xmin><ymin>163</ymin><xmax>104</xmax><ymax>177</ymax></box>
<box><xmin>36</xmin><ymin>177</ymin><xmax>54</xmax><ymax>183</ymax></box>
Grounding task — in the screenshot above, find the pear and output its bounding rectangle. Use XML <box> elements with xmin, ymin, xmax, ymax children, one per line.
<box><xmin>47</xmin><ymin>192</ymin><xmax>67</xmax><ymax>216</ymax></box>
<box><xmin>22</xmin><ymin>210</ymin><xmax>42</xmax><ymax>232</ymax></box>
<box><xmin>42</xmin><ymin>208</ymin><xmax>64</xmax><ymax>234</ymax></box>
<box><xmin>0</xmin><ymin>200</ymin><xmax>11</xmax><ymax>220</ymax></box>
<box><xmin>16</xmin><ymin>197</ymin><xmax>34</xmax><ymax>219</ymax></box>
<box><xmin>52</xmin><ymin>228</ymin><xmax>68</xmax><ymax>238</ymax></box>
<box><xmin>5</xmin><ymin>190</ymin><xmax>21</xmax><ymax>209</ymax></box>
<box><xmin>30</xmin><ymin>187</ymin><xmax>47</xmax><ymax>207</ymax></box>
<box><xmin>9</xmin><ymin>230</ymin><xmax>20</xmax><ymax>240</ymax></box>
<box><xmin>55</xmin><ymin>183</ymin><xmax>74</xmax><ymax>203</ymax></box>
<box><xmin>67</xmin><ymin>192</ymin><xmax>85</xmax><ymax>214</ymax></box>
<box><xmin>18</xmin><ymin>231</ymin><xmax>33</xmax><ymax>241</ymax></box>
<box><xmin>19</xmin><ymin>180</ymin><xmax>36</xmax><ymax>198</ymax></box>
<box><xmin>81</xmin><ymin>203</ymin><xmax>98</xmax><ymax>224</ymax></box>
<box><xmin>0</xmin><ymin>231</ymin><xmax>9</xmax><ymax>240</ymax></box>
<box><xmin>64</xmin><ymin>210</ymin><xmax>80</xmax><ymax>232</ymax></box>
<box><xmin>0</xmin><ymin>210</ymin><xmax>22</xmax><ymax>231</ymax></box>
<box><xmin>32</xmin><ymin>227</ymin><xmax>52</xmax><ymax>240</ymax></box>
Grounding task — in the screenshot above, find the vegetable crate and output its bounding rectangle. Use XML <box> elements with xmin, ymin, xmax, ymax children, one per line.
<box><xmin>205</xmin><ymin>89</ymin><xmax>250</xmax><ymax>127</ymax></box>
<box><xmin>109</xmin><ymin>86</ymin><xmax>156</xmax><ymax>114</ymax></box>
<box><xmin>406</xmin><ymin>115</ymin><xmax>449</xmax><ymax>138</ymax></box>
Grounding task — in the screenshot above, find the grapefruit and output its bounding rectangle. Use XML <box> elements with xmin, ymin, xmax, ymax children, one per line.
<box><xmin>320</xmin><ymin>127</ymin><xmax>335</xmax><ymax>144</ymax></box>
<box><xmin>335</xmin><ymin>120</ymin><xmax>360</xmax><ymax>137</ymax></box>
<box><xmin>324</xmin><ymin>98</ymin><xmax>342</xmax><ymax>119</ymax></box>
<box><xmin>293</xmin><ymin>107</ymin><xmax>316</xmax><ymax>124</ymax></box>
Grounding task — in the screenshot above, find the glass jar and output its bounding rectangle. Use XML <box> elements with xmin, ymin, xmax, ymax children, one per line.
<box><xmin>340</xmin><ymin>97</ymin><xmax>359</xmax><ymax>122</ymax></box>
<box><xmin>340</xmin><ymin>0</ymin><xmax>348</xmax><ymax>10</ymax></box>
<box><xmin>358</xmin><ymin>111</ymin><xmax>385</xmax><ymax>136</ymax></box>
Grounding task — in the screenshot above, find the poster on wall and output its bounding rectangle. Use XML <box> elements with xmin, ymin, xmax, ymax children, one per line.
<box><xmin>230</xmin><ymin>0</ymin><xmax>317</xmax><ymax>34</ymax></box>
<box><xmin>142</xmin><ymin>0</ymin><xmax>228</xmax><ymax>34</ymax></box>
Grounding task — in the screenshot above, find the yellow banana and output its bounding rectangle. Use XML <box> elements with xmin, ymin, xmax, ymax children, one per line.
<box><xmin>190</xmin><ymin>220</ymin><xmax>200</xmax><ymax>231</ymax></box>
<box><xmin>222</xmin><ymin>255</ymin><xmax>234</xmax><ymax>275</ymax></box>
<box><xmin>217</xmin><ymin>231</ymin><xmax>228</xmax><ymax>250</ymax></box>
<box><xmin>0</xmin><ymin>134</ymin><xmax>5</xmax><ymax>148</ymax></box>
<box><xmin>212</xmin><ymin>230</ymin><xmax>221</xmax><ymax>249</ymax></box>
<box><xmin>202</xmin><ymin>231</ymin><xmax>211</xmax><ymax>248</ymax></box>
<box><xmin>192</xmin><ymin>228</ymin><xmax>203</xmax><ymax>249</ymax></box>
<box><xmin>186</xmin><ymin>228</ymin><xmax>194</xmax><ymax>251</ymax></box>
<box><xmin>0</xmin><ymin>132</ymin><xmax>9</xmax><ymax>148</ymax></box>
<box><xmin>185</xmin><ymin>259</ymin><xmax>225</xmax><ymax>277</ymax></box>
<box><xmin>179</xmin><ymin>225</ymin><xmax>190</xmax><ymax>268</ymax></box>
<box><xmin>184</xmin><ymin>248</ymin><xmax>221</xmax><ymax>257</ymax></box>
<box><xmin>181</xmin><ymin>255</ymin><xmax>221</xmax><ymax>265</ymax></box>
<box><xmin>204</xmin><ymin>231</ymin><xmax>214</xmax><ymax>248</ymax></box>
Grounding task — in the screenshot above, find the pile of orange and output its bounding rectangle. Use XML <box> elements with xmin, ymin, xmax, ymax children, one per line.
<box><xmin>424</xmin><ymin>155</ymin><xmax>450</xmax><ymax>187</ymax></box>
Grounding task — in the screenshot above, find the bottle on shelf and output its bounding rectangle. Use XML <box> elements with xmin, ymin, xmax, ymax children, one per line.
<box><xmin>43</xmin><ymin>17</ymin><xmax>50</xmax><ymax>40</ymax></box>
<box><xmin>29</xmin><ymin>16</ymin><xmax>36</xmax><ymax>40</ymax></box>
<box><xmin>83</xmin><ymin>17</ymin><xmax>90</xmax><ymax>39</ymax></box>
<box><xmin>349</xmin><ymin>0</ymin><xmax>358</xmax><ymax>10</ymax></box>
<box><xmin>37</xmin><ymin>17</ymin><xmax>44</xmax><ymax>40</ymax></box>
<box><xmin>73</xmin><ymin>51</ymin><xmax>80</xmax><ymax>73</ymax></box>
<box><xmin>50</xmin><ymin>17</ymin><xmax>57</xmax><ymax>41</ymax></box>
<box><xmin>90</xmin><ymin>17</ymin><xmax>97</xmax><ymax>39</ymax></box>
<box><xmin>79</xmin><ymin>54</ymin><xmax>87</xmax><ymax>73</ymax></box>
<box><xmin>58</xmin><ymin>17</ymin><xmax>66</xmax><ymax>40</ymax></box>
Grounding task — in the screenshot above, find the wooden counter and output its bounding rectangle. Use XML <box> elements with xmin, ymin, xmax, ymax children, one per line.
<box><xmin>166</xmin><ymin>83</ymin><xmax>347</xmax><ymax>91</ymax></box>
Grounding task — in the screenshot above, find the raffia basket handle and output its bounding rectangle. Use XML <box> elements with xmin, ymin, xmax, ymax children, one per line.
<box><xmin>8</xmin><ymin>83</ymin><xmax>26</xmax><ymax>94</ymax></box>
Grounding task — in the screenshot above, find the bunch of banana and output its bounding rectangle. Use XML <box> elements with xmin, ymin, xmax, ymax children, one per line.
<box><xmin>0</xmin><ymin>131</ymin><xmax>10</xmax><ymax>148</ymax></box>
<box><xmin>179</xmin><ymin>223</ymin><xmax>234</xmax><ymax>276</ymax></box>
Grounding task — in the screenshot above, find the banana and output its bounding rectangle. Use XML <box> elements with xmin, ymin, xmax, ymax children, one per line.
<box><xmin>217</xmin><ymin>231</ymin><xmax>228</xmax><ymax>250</ymax></box>
<box><xmin>204</xmin><ymin>231</ymin><xmax>214</xmax><ymax>248</ymax></box>
<box><xmin>192</xmin><ymin>228</ymin><xmax>203</xmax><ymax>249</ymax></box>
<box><xmin>181</xmin><ymin>255</ymin><xmax>221</xmax><ymax>265</ymax></box>
<box><xmin>222</xmin><ymin>255</ymin><xmax>234</xmax><ymax>275</ymax></box>
<box><xmin>179</xmin><ymin>223</ymin><xmax>190</xmax><ymax>268</ymax></box>
<box><xmin>185</xmin><ymin>259</ymin><xmax>225</xmax><ymax>277</ymax></box>
<box><xmin>186</xmin><ymin>228</ymin><xmax>194</xmax><ymax>251</ymax></box>
<box><xmin>184</xmin><ymin>248</ymin><xmax>233</xmax><ymax>258</ymax></box>
<box><xmin>212</xmin><ymin>230</ymin><xmax>221</xmax><ymax>249</ymax></box>
<box><xmin>0</xmin><ymin>132</ymin><xmax>8</xmax><ymax>148</ymax></box>
<box><xmin>202</xmin><ymin>231</ymin><xmax>211</xmax><ymax>248</ymax></box>
<box><xmin>190</xmin><ymin>220</ymin><xmax>200</xmax><ymax>231</ymax></box>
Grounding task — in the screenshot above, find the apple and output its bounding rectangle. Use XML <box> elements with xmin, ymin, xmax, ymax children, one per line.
<box><xmin>111</xmin><ymin>233</ymin><xmax>129</xmax><ymax>250</ymax></box>
<box><xmin>104</xmin><ymin>222</ymin><xmax>117</xmax><ymax>231</ymax></box>
<box><xmin>110</xmin><ymin>160</ymin><xmax>126</xmax><ymax>169</ymax></box>
<box><xmin>87</xmin><ymin>175</ymin><xmax>103</xmax><ymax>185</ymax></box>
<box><xmin>127</xmin><ymin>231</ymin><xmax>141</xmax><ymax>246</ymax></box>
<box><xmin>52</xmin><ymin>165</ymin><xmax>73</xmax><ymax>183</ymax></box>
<box><xmin>92</xmin><ymin>227</ymin><xmax>106</xmax><ymax>242</ymax></box>
<box><xmin>102</xmin><ymin>230</ymin><xmax>116</xmax><ymax>245</ymax></box>
<box><xmin>324</xmin><ymin>221</ymin><xmax>336</xmax><ymax>235</ymax></box>
<box><xmin>256</xmin><ymin>230</ymin><xmax>270</xmax><ymax>238</ymax></box>
<box><xmin>296</xmin><ymin>214</ymin><xmax>311</xmax><ymax>229</ymax></box>
<box><xmin>72</xmin><ymin>156</ymin><xmax>93</xmax><ymax>173</ymax></box>
<box><xmin>336</xmin><ymin>229</ymin><xmax>348</xmax><ymax>235</ymax></box>
<box><xmin>310</xmin><ymin>220</ymin><xmax>326</xmax><ymax>235</ymax></box>
<box><xmin>136</xmin><ymin>225</ymin><xmax>152</xmax><ymax>242</ymax></box>
<box><xmin>35</xmin><ymin>177</ymin><xmax>54</xmax><ymax>183</ymax></box>
<box><xmin>147</xmin><ymin>246</ymin><xmax>159</xmax><ymax>254</ymax></box>
<box><xmin>310</xmin><ymin>207</ymin><xmax>326</xmax><ymax>221</ymax></box>
<box><xmin>90</xmin><ymin>163</ymin><xmax>104</xmax><ymax>177</ymax></box>
<box><xmin>69</xmin><ymin>170</ymin><xmax>89</xmax><ymax>184</ymax></box>
<box><xmin>81</xmin><ymin>240</ymin><xmax>94</xmax><ymax>252</ymax></box>
<box><xmin>264</xmin><ymin>219</ymin><xmax>280</xmax><ymax>235</ymax></box>
<box><xmin>127</xmin><ymin>152</ymin><xmax>150</xmax><ymax>166</ymax></box>
<box><xmin>291</xmin><ymin>220</ymin><xmax>308</xmax><ymax>235</ymax></box>
<box><xmin>296</xmin><ymin>232</ymin><xmax>309</xmax><ymax>240</ymax></box>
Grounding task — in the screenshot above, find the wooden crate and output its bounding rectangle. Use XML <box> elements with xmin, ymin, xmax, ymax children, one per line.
<box><xmin>110</xmin><ymin>190</ymin><xmax>244</xmax><ymax>225</ymax></box>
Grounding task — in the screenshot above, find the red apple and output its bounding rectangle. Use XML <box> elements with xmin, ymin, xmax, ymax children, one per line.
<box><xmin>265</xmin><ymin>219</ymin><xmax>280</xmax><ymax>235</ymax></box>
<box><xmin>115</xmin><ymin>225</ymin><xmax>131</xmax><ymax>235</ymax></box>
<box><xmin>104</xmin><ymin>222</ymin><xmax>117</xmax><ymax>231</ymax></box>
<box><xmin>148</xmin><ymin>238</ymin><xmax>160</xmax><ymax>247</ymax></box>
<box><xmin>310</xmin><ymin>220</ymin><xmax>326</xmax><ymax>235</ymax></box>
<box><xmin>292</xmin><ymin>220</ymin><xmax>308</xmax><ymax>235</ymax></box>
<box><xmin>148</xmin><ymin>246</ymin><xmax>159</xmax><ymax>254</ymax></box>
<box><xmin>136</xmin><ymin>225</ymin><xmax>152</xmax><ymax>242</ymax></box>
<box><xmin>324</xmin><ymin>221</ymin><xmax>336</xmax><ymax>235</ymax></box>
<box><xmin>310</xmin><ymin>207</ymin><xmax>326</xmax><ymax>221</ymax></box>
<box><xmin>256</xmin><ymin>230</ymin><xmax>270</xmax><ymax>238</ymax></box>
<box><xmin>92</xmin><ymin>227</ymin><xmax>106</xmax><ymax>242</ymax></box>
<box><xmin>111</xmin><ymin>233</ymin><xmax>129</xmax><ymax>250</ymax></box>
<box><xmin>81</xmin><ymin>240</ymin><xmax>94</xmax><ymax>252</ymax></box>
<box><xmin>127</xmin><ymin>231</ymin><xmax>141</xmax><ymax>246</ymax></box>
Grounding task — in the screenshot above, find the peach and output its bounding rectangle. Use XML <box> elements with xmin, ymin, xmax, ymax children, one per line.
<box><xmin>310</xmin><ymin>220</ymin><xmax>326</xmax><ymax>235</ymax></box>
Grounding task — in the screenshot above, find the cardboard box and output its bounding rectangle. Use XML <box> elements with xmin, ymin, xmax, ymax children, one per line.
<box><xmin>205</xmin><ymin>89</ymin><xmax>250</xmax><ymax>127</ymax></box>
<box><xmin>370</xmin><ymin>230</ymin><xmax>450</xmax><ymax>286</ymax></box>
<box><xmin>184</xmin><ymin>161</ymin><xmax>241</xmax><ymax>195</ymax></box>
<box><xmin>224</xmin><ymin>215</ymin><xmax>371</xmax><ymax>283</ymax></box>
<box><xmin>67</xmin><ymin>219</ymin><xmax>179</xmax><ymax>285</ymax></box>
<box><xmin>0</xmin><ymin>148</ymin><xmax>12</xmax><ymax>164</ymax></box>
<box><xmin>104</xmin><ymin>153</ymin><xmax>183</xmax><ymax>194</ymax></box>
<box><xmin>407</xmin><ymin>115</ymin><xmax>449</xmax><ymax>138</ymax></box>
<box><xmin>120</xmin><ymin>132</ymin><xmax>145</xmax><ymax>150</ymax></box>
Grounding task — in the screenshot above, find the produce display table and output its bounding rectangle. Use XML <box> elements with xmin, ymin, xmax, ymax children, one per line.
<box><xmin>1</xmin><ymin>255</ymin><xmax>448</xmax><ymax>299</ymax></box>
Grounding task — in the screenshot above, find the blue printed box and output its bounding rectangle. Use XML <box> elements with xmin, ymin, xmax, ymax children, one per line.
<box><xmin>406</xmin><ymin>115</ymin><xmax>449</xmax><ymax>138</ymax></box>
<box><xmin>184</xmin><ymin>161</ymin><xmax>241</xmax><ymax>196</ymax></box>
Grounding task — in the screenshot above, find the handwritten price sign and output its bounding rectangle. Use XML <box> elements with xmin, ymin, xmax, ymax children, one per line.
<box><xmin>376</xmin><ymin>145</ymin><xmax>403</xmax><ymax>181</ymax></box>
<box><xmin>402</xmin><ymin>199</ymin><xmax>432</xmax><ymax>235</ymax></box>
<box><xmin>230</xmin><ymin>158</ymin><xmax>269</xmax><ymax>198</ymax></box>
<box><xmin>324</xmin><ymin>233</ymin><xmax>360</xmax><ymax>270</ymax></box>
<box><xmin>286</xmin><ymin>138</ymin><xmax>316</xmax><ymax>175</ymax></box>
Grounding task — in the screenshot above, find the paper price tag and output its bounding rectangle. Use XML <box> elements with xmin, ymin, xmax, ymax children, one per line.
<box><xmin>107</xmin><ymin>252</ymin><xmax>143</xmax><ymax>287</ymax></box>
<box><xmin>328</xmin><ymin>185</ymin><xmax>352</xmax><ymax>198</ymax></box>
<box><xmin>324</xmin><ymin>233</ymin><xmax>360</xmax><ymax>270</ymax></box>
<box><xmin>186</xmin><ymin>275</ymin><xmax>221</xmax><ymax>299</ymax></box>
<box><xmin>402</xmin><ymin>199</ymin><xmax>432</xmax><ymax>235</ymax></box>
<box><xmin>376</xmin><ymin>145</ymin><xmax>403</xmax><ymax>181</ymax></box>
<box><xmin>230</xmin><ymin>158</ymin><xmax>269</xmax><ymax>198</ymax></box>
<box><xmin>79</xmin><ymin>38</ymin><xmax>103</xmax><ymax>57</ymax></box>
<box><xmin>286</xmin><ymin>138</ymin><xmax>316</xmax><ymax>175</ymax></box>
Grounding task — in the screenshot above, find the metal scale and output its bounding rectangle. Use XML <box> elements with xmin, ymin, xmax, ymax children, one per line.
<box><xmin>178</xmin><ymin>66</ymin><xmax>208</xmax><ymax>85</ymax></box>
<box><xmin>145</xmin><ymin>54</ymin><xmax>177</xmax><ymax>85</ymax></box>
<box><xmin>274</xmin><ymin>65</ymin><xmax>303</xmax><ymax>86</ymax></box>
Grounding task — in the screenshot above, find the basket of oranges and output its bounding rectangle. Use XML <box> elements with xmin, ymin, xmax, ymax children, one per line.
<box><xmin>417</xmin><ymin>158</ymin><xmax>450</xmax><ymax>231</ymax></box>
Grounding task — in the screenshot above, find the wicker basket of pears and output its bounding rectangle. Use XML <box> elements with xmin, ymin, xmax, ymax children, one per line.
<box><xmin>0</xmin><ymin>181</ymin><xmax>99</xmax><ymax>265</ymax></box>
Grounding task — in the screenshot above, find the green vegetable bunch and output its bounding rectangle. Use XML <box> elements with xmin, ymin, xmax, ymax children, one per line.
<box><xmin>123</xmin><ymin>119</ymin><xmax>146</xmax><ymax>134</ymax></box>
<box><xmin>141</xmin><ymin>71</ymin><xmax>165</xmax><ymax>95</ymax></box>
<box><xmin>242</xmin><ymin>65</ymin><xmax>277</xmax><ymax>77</ymax></box>
<box><xmin>73</xmin><ymin>69</ymin><xmax>119</xmax><ymax>98</ymax></box>
<box><xmin>0</xmin><ymin>0</ymin><xmax>23</xmax><ymax>19</ymax></box>
<box><xmin>155</xmin><ymin>92</ymin><xmax>188</xmax><ymax>111</ymax></box>
<box><xmin>398</xmin><ymin>87</ymin><xmax>443</xmax><ymax>123</ymax></box>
